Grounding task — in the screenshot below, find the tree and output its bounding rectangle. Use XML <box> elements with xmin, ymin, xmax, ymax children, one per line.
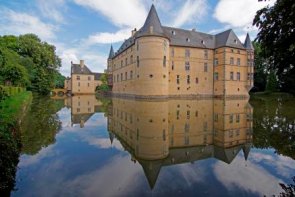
<box><xmin>253</xmin><ymin>0</ymin><xmax>295</xmax><ymax>94</ymax></box>
<box><xmin>53</xmin><ymin>71</ymin><xmax>66</xmax><ymax>89</ymax></box>
<box><xmin>253</xmin><ymin>42</ymin><xmax>268</xmax><ymax>91</ymax></box>
<box><xmin>97</xmin><ymin>73</ymin><xmax>110</xmax><ymax>92</ymax></box>
<box><xmin>266</xmin><ymin>71</ymin><xmax>278</xmax><ymax>92</ymax></box>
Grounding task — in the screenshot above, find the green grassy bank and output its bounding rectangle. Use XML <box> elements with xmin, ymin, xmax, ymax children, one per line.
<box><xmin>0</xmin><ymin>91</ymin><xmax>32</xmax><ymax>196</ymax></box>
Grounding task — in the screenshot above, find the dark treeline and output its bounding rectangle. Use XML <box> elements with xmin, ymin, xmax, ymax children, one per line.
<box><xmin>253</xmin><ymin>0</ymin><xmax>295</xmax><ymax>94</ymax></box>
<box><xmin>0</xmin><ymin>34</ymin><xmax>65</xmax><ymax>95</ymax></box>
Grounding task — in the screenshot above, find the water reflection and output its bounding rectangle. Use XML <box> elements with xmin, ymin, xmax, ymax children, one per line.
<box><xmin>13</xmin><ymin>95</ymin><xmax>295</xmax><ymax>197</ymax></box>
<box><xmin>107</xmin><ymin>98</ymin><xmax>253</xmax><ymax>188</ymax></box>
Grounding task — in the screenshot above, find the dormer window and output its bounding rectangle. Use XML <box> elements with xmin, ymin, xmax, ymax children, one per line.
<box><xmin>234</xmin><ymin>39</ymin><xmax>237</xmax><ymax>44</ymax></box>
<box><xmin>186</xmin><ymin>38</ymin><xmax>190</xmax><ymax>42</ymax></box>
<box><xmin>201</xmin><ymin>40</ymin><xmax>205</xmax><ymax>44</ymax></box>
<box><xmin>172</xmin><ymin>30</ymin><xmax>176</xmax><ymax>35</ymax></box>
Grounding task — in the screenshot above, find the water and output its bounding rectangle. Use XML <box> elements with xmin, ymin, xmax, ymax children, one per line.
<box><xmin>12</xmin><ymin>95</ymin><xmax>295</xmax><ymax>197</ymax></box>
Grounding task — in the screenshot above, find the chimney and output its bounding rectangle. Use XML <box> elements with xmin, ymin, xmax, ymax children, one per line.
<box><xmin>80</xmin><ymin>60</ymin><xmax>84</xmax><ymax>68</ymax></box>
<box><xmin>131</xmin><ymin>28</ymin><xmax>137</xmax><ymax>36</ymax></box>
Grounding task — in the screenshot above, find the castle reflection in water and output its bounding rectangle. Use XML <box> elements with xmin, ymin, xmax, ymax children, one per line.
<box><xmin>65</xmin><ymin>95</ymin><xmax>253</xmax><ymax>188</ymax></box>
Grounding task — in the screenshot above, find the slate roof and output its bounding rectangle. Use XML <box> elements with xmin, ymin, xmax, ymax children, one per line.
<box><xmin>108</xmin><ymin>45</ymin><xmax>114</xmax><ymax>59</ymax></box>
<box><xmin>244</xmin><ymin>33</ymin><xmax>254</xmax><ymax>50</ymax></box>
<box><xmin>71</xmin><ymin>64</ymin><xmax>92</xmax><ymax>75</ymax></box>
<box><xmin>112</xmin><ymin>5</ymin><xmax>252</xmax><ymax>58</ymax></box>
<box><xmin>136</xmin><ymin>4</ymin><xmax>165</xmax><ymax>38</ymax></box>
<box><xmin>71</xmin><ymin>63</ymin><xmax>103</xmax><ymax>81</ymax></box>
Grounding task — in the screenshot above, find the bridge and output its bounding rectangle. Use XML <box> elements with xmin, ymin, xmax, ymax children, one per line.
<box><xmin>51</xmin><ymin>88</ymin><xmax>67</xmax><ymax>99</ymax></box>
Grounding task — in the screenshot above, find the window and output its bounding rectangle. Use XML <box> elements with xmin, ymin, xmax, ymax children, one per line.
<box><xmin>185</xmin><ymin>49</ymin><xmax>190</xmax><ymax>58</ymax></box>
<box><xmin>125</xmin><ymin>58</ymin><xmax>127</xmax><ymax>66</ymax></box>
<box><xmin>121</xmin><ymin>60</ymin><xmax>123</xmax><ymax>67</ymax></box>
<box><xmin>87</xmin><ymin>83</ymin><xmax>89</xmax><ymax>87</ymax></box>
<box><xmin>214</xmin><ymin>114</ymin><xmax>218</xmax><ymax>122</ymax></box>
<box><xmin>149</xmin><ymin>74</ymin><xmax>153</xmax><ymax>78</ymax></box>
<box><xmin>229</xmin><ymin>114</ymin><xmax>233</xmax><ymax>123</ymax></box>
<box><xmin>137</xmin><ymin>41</ymin><xmax>139</xmax><ymax>51</ymax></box>
<box><xmin>137</xmin><ymin>56</ymin><xmax>139</xmax><ymax>67</ymax></box>
<box><xmin>214</xmin><ymin>58</ymin><xmax>218</xmax><ymax>66</ymax></box>
<box><xmin>185</xmin><ymin>123</ymin><xmax>190</xmax><ymax>133</ymax></box>
<box><xmin>78</xmin><ymin>82</ymin><xmax>80</xmax><ymax>86</ymax></box>
<box><xmin>76</xmin><ymin>76</ymin><xmax>80</xmax><ymax>80</ymax></box>
<box><xmin>172</xmin><ymin>30</ymin><xmax>176</xmax><ymax>35</ymax></box>
<box><xmin>185</xmin><ymin>61</ymin><xmax>190</xmax><ymax>71</ymax></box>
<box><xmin>121</xmin><ymin>73</ymin><xmax>123</xmax><ymax>81</ymax></box>
<box><xmin>247</xmin><ymin>73</ymin><xmax>251</xmax><ymax>80</ymax></box>
<box><xmin>237</xmin><ymin>58</ymin><xmax>241</xmax><ymax>66</ymax></box>
<box><xmin>237</xmin><ymin>72</ymin><xmax>240</xmax><ymax>81</ymax></box>
<box><xmin>230</xmin><ymin>57</ymin><xmax>234</xmax><ymax>65</ymax></box>
<box><xmin>125</xmin><ymin>72</ymin><xmax>127</xmax><ymax>80</ymax></box>
<box><xmin>204</xmin><ymin>63</ymin><xmax>208</xmax><ymax>72</ymax></box>
<box><xmin>214</xmin><ymin>72</ymin><xmax>219</xmax><ymax>80</ymax></box>
<box><xmin>230</xmin><ymin>72</ymin><xmax>234</xmax><ymax>80</ymax></box>
<box><xmin>187</xmin><ymin>75</ymin><xmax>190</xmax><ymax>84</ymax></box>
<box><xmin>184</xmin><ymin>136</ymin><xmax>189</xmax><ymax>145</ymax></box>
<box><xmin>172</xmin><ymin>61</ymin><xmax>174</xmax><ymax>70</ymax></box>
<box><xmin>163</xmin><ymin>56</ymin><xmax>166</xmax><ymax>67</ymax></box>
<box><xmin>117</xmin><ymin>74</ymin><xmax>119</xmax><ymax>82</ymax></box>
<box><xmin>186</xmin><ymin>38</ymin><xmax>190</xmax><ymax>42</ymax></box>
<box><xmin>88</xmin><ymin>76</ymin><xmax>91</xmax><ymax>80</ymax></box>
<box><xmin>171</xmin><ymin>48</ymin><xmax>174</xmax><ymax>57</ymax></box>
<box><xmin>177</xmin><ymin>75</ymin><xmax>180</xmax><ymax>84</ymax></box>
<box><xmin>236</xmin><ymin>114</ymin><xmax>240</xmax><ymax>123</ymax></box>
<box><xmin>130</xmin><ymin>70</ymin><xmax>133</xmax><ymax>79</ymax></box>
<box><xmin>130</xmin><ymin>55</ymin><xmax>133</xmax><ymax>64</ymax></box>
<box><xmin>114</xmin><ymin>76</ymin><xmax>116</xmax><ymax>83</ymax></box>
<box><xmin>204</xmin><ymin>50</ymin><xmax>208</xmax><ymax>59</ymax></box>
<box><xmin>195</xmin><ymin>77</ymin><xmax>199</xmax><ymax>84</ymax></box>
<box><xmin>237</xmin><ymin>50</ymin><xmax>240</xmax><ymax>54</ymax></box>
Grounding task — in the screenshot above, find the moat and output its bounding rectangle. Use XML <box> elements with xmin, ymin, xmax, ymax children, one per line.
<box><xmin>11</xmin><ymin>95</ymin><xmax>295</xmax><ymax>196</ymax></box>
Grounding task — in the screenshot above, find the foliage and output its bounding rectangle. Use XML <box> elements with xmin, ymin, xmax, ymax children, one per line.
<box><xmin>279</xmin><ymin>176</ymin><xmax>295</xmax><ymax>197</ymax></box>
<box><xmin>20</xmin><ymin>95</ymin><xmax>63</xmax><ymax>155</ymax></box>
<box><xmin>253</xmin><ymin>42</ymin><xmax>268</xmax><ymax>91</ymax></box>
<box><xmin>250</xmin><ymin>94</ymin><xmax>295</xmax><ymax>159</ymax></box>
<box><xmin>265</xmin><ymin>71</ymin><xmax>278</xmax><ymax>92</ymax></box>
<box><xmin>97</xmin><ymin>73</ymin><xmax>110</xmax><ymax>92</ymax></box>
<box><xmin>54</xmin><ymin>71</ymin><xmax>66</xmax><ymax>88</ymax></box>
<box><xmin>0</xmin><ymin>91</ymin><xmax>32</xmax><ymax>195</ymax></box>
<box><xmin>253</xmin><ymin>0</ymin><xmax>295</xmax><ymax>94</ymax></box>
<box><xmin>0</xmin><ymin>34</ymin><xmax>62</xmax><ymax>95</ymax></box>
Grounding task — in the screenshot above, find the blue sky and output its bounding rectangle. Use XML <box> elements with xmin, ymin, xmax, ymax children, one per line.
<box><xmin>0</xmin><ymin>0</ymin><xmax>275</xmax><ymax>76</ymax></box>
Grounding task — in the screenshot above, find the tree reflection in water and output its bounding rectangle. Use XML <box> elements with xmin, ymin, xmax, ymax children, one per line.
<box><xmin>250</xmin><ymin>94</ymin><xmax>295</xmax><ymax>159</ymax></box>
<box><xmin>20</xmin><ymin>95</ymin><xmax>63</xmax><ymax>155</ymax></box>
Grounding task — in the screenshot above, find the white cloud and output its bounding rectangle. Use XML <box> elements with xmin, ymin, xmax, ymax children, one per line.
<box><xmin>36</xmin><ymin>0</ymin><xmax>66</xmax><ymax>23</ymax></box>
<box><xmin>0</xmin><ymin>8</ymin><xmax>57</xmax><ymax>40</ymax></box>
<box><xmin>84</xmin><ymin>28</ymin><xmax>131</xmax><ymax>45</ymax></box>
<box><xmin>73</xmin><ymin>0</ymin><xmax>147</xmax><ymax>28</ymax></box>
<box><xmin>214</xmin><ymin>0</ymin><xmax>276</xmax><ymax>28</ymax></box>
<box><xmin>214</xmin><ymin>154</ymin><xmax>283</xmax><ymax>196</ymax></box>
<box><xmin>173</xmin><ymin>0</ymin><xmax>208</xmax><ymax>27</ymax></box>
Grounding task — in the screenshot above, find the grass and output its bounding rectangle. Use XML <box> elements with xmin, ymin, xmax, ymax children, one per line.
<box><xmin>0</xmin><ymin>91</ymin><xmax>32</xmax><ymax>195</ymax></box>
<box><xmin>0</xmin><ymin>91</ymin><xmax>32</xmax><ymax>126</ymax></box>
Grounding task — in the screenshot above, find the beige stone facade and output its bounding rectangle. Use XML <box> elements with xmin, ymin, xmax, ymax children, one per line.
<box><xmin>65</xmin><ymin>60</ymin><xmax>103</xmax><ymax>95</ymax></box>
<box><xmin>107</xmin><ymin>5</ymin><xmax>254</xmax><ymax>98</ymax></box>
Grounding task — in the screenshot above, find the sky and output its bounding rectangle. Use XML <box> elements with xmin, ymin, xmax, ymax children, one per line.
<box><xmin>0</xmin><ymin>0</ymin><xmax>275</xmax><ymax>77</ymax></box>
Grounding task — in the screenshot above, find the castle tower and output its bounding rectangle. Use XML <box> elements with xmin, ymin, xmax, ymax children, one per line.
<box><xmin>107</xmin><ymin>45</ymin><xmax>114</xmax><ymax>74</ymax></box>
<box><xmin>244</xmin><ymin>33</ymin><xmax>254</xmax><ymax>92</ymax></box>
<box><xmin>134</xmin><ymin>5</ymin><xmax>170</xmax><ymax>97</ymax></box>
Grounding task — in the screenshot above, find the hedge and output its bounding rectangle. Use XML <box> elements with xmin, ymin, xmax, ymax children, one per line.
<box><xmin>0</xmin><ymin>86</ymin><xmax>25</xmax><ymax>102</ymax></box>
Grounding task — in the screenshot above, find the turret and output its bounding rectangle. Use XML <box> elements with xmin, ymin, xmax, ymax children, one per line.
<box><xmin>107</xmin><ymin>45</ymin><xmax>114</xmax><ymax>74</ymax></box>
<box><xmin>244</xmin><ymin>33</ymin><xmax>254</xmax><ymax>91</ymax></box>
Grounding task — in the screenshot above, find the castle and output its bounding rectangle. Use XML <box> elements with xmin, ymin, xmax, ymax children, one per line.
<box><xmin>64</xmin><ymin>60</ymin><xmax>103</xmax><ymax>95</ymax></box>
<box><xmin>107</xmin><ymin>5</ymin><xmax>254</xmax><ymax>98</ymax></box>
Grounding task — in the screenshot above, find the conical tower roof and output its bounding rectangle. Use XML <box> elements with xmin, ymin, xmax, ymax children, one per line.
<box><xmin>244</xmin><ymin>33</ymin><xmax>254</xmax><ymax>50</ymax></box>
<box><xmin>137</xmin><ymin>4</ymin><xmax>165</xmax><ymax>37</ymax></box>
<box><xmin>108</xmin><ymin>45</ymin><xmax>114</xmax><ymax>59</ymax></box>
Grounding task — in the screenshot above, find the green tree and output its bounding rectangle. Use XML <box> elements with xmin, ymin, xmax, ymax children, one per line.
<box><xmin>53</xmin><ymin>71</ymin><xmax>66</xmax><ymax>88</ymax></box>
<box><xmin>253</xmin><ymin>0</ymin><xmax>295</xmax><ymax>94</ymax></box>
<box><xmin>97</xmin><ymin>73</ymin><xmax>110</xmax><ymax>92</ymax></box>
<box><xmin>253</xmin><ymin>42</ymin><xmax>268</xmax><ymax>91</ymax></box>
<box><xmin>266</xmin><ymin>71</ymin><xmax>278</xmax><ymax>92</ymax></box>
